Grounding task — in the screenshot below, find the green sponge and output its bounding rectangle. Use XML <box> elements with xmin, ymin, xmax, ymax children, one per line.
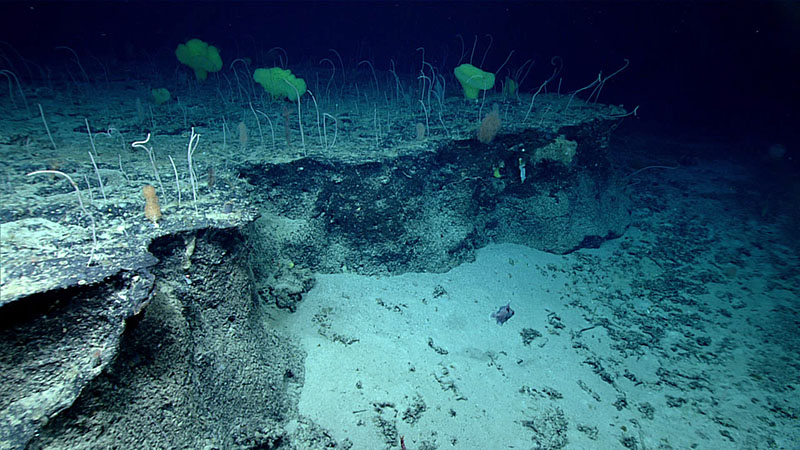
<box><xmin>454</xmin><ymin>63</ymin><xmax>495</xmax><ymax>100</ymax></box>
<box><xmin>151</xmin><ymin>88</ymin><xmax>171</xmax><ymax>105</ymax></box>
<box><xmin>253</xmin><ymin>67</ymin><xmax>307</xmax><ymax>101</ymax></box>
<box><xmin>176</xmin><ymin>38</ymin><xmax>222</xmax><ymax>81</ymax></box>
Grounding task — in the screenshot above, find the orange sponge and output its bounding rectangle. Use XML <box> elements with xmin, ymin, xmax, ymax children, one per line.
<box><xmin>143</xmin><ymin>185</ymin><xmax>161</xmax><ymax>224</ymax></box>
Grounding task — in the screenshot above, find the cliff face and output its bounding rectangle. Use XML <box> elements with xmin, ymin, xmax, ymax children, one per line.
<box><xmin>16</xmin><ymin>227</ymin><xmax>312</xmax><ymax>449</ymax></box>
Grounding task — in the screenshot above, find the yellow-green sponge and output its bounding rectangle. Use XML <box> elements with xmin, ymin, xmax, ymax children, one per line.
<box><xmin>253</xmin><ymin>67</ymin><xmax>307</xmax><ymax>101</ymax></box>
<box><xmin>454</xmin><ymin>63</ymin><xmax>495</xmax><ymax>100</ymax></box>
<box><xmin>151</xmin><ymin>88</ymin><xmax>171</xmax><ymax>105</ymax></box>
<box><xmin>176</xmin><ymin>38</ymin><xmax>222</xmax><ymax>81</ymax></box>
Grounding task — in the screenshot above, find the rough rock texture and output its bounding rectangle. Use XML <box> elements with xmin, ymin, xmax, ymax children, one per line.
<box><xmin>25</xmin><ymin>228</ymin><xmax>311</xmax><ymax>449</ymax></box>
<box><xmin>242</xmin><ymin>119</ymin><xmax>630</xmax><ymax>281</ymax></box>
<box><xmin>0</xmin><ymin>257</ymin><xmax>155</xmax><ymax>450</ymax></box>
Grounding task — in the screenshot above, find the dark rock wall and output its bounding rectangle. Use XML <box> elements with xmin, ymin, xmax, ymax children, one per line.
<box><xmin>242</xmin><ymin>124</ymin><xmax>630</xmax><ymax>280</ymax></box>
<box><xmin>26</xmin><ymin>228</ymin><xmax>306</xmax><ymax>449</ymax></box>
<box><xmin>0</xmin><ymin>267</ymin><xmax>154</xmax><ymax>450</ymax></box>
